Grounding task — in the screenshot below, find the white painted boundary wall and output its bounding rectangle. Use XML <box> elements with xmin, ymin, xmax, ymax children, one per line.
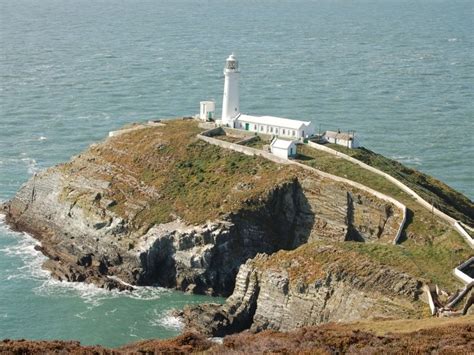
<box><xmin>454</xmin><ymin>257</ymin><xmax>474</xmax><ymax>284</ymax></box>
<box><xmin>109</xmin><ymin>121</ymin><xmax>165</xmax><ymax>137</ymax></box>
<box><xmin>198</xmin><ymin>132</ymin><xmax>407</xmax><ymax>244</ymax></box>
<box><xmin>307</xmin><ymin>141</ymin><xmax>474</xmax><ymax>249</ymax></box>
<box><xmin>422</xmin><ymin>284</ymin><xmax>437</xmax><ymax>316</ymax></box>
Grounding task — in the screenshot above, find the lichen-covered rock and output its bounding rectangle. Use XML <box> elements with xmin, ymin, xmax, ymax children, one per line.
<box><xmin>2</xmin><ymin>165</ymin><xmax>402</xmax><ymax>296</ymax></box>
<box><xmin>1</xmin><ymin>120</ymin><xmax>403</xmax><ymax>298</ymax></box>
<box><xmin>181</xmin><ymin>247</ymin><xmax>425</xmax><ymax>337</ymax></box>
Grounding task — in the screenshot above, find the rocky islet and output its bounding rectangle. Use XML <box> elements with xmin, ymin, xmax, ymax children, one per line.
<box><xmin>2</xmin><ymin>119</ymin><xmax>473</xmax><ymax>340</ymax></box>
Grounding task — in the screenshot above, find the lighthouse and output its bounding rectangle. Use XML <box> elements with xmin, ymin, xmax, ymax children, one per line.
<box><xmin>222</xmin><ymin>53</ymin><xmax>240</xmax><ymax>126</ymax></box>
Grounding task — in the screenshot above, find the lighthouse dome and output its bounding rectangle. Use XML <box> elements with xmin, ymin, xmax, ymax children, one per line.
<box><xmin>225</xmin><ymin>53</ymin><xmax>239</xmax><ymax>71</ymax></box>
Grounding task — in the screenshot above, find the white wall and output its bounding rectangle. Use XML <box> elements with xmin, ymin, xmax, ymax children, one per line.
<box><xmin>198</xmin><ymin>129</ymin><xmax>407</xmax><ymax>244</ymax></box>
<box><xmin>270</xmin><ymin>142</ymin><xmax>296</xmax><ymax>159</ymax></box>
<box><xmin>306</xmin><ymin>140</ymin><xmax>473</xmax><ymax>248</ymax></box>
<box><xmin>236</xmin><ymin>120</ymin><xmax>303</xmax><ymax>139</ymax></box>
<box><xmin>271</xmin><ymin>147</ymin><xmax>289</xmax><ymax>159</ymax></box>
<box><xmin>200</xmin><ymin>102</ymin><xmax>215</xmax><ymax>121</ymax></box>
<box><xmin>325</xmin><ymin>136</ymin><xmax>357</xmax><ymax>149</ymax></box>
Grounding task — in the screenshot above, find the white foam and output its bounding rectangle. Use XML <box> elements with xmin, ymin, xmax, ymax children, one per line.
<box><xmin>0</xmin><ymin>227</ymin><xmax>49</xmax><ymax>281</ymax></box>
<box><xmin>448</xmin><ymin>38</ymin><xmax>458</xmax><ymax>42</ymax></box>
<box><xmin>150</xmin><ymin>308</ymin><xmax>183</xmax><ymax>330</ymax></box>
<box><xmin>20</xmin><ymin>157</ymin><xmax>38</xmax><ymax>175</ymax></box>
<box><xmin>74</xmin><ymin>311</ymin><xmax>87</xmax><ymax>319</ymax></box>
<box><xmin>38</xmin><ymin>136</ymin><xmax>47</xmax><ymax>141</ymax></box>
<box><xmin>128</xmin><ymin>321</ymin><xmax>139</xmax><ymax>338</ymax></box>
<box><xmin>105</xmin><ymin>308</ymin><xmax>117</xmax><ymax>316</ymax></box>
<box><xmin>0</xmin><ymin>217</ymin><xmax>171</xmax><ymax>306</ymax></box>
<box><xmin>391</xmin><ymin>155</ymin><xmax>422</xmax><ymax>166</ymax></box>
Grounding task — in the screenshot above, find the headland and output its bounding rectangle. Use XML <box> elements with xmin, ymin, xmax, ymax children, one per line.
<box><xmin>2</xmin><ymin>118</ymin><xmax>473</xmax><ymax>351</ymax></box>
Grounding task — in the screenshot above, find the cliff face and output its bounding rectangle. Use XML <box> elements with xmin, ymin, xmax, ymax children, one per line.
<box><xmin>135</xmin><ymin>180</ymin><xmax>312</xmax><ymax>296</ymax></box>
<box><xmin>179</xmin><ymin>247</ymin><xmax>424</xmax><ymax>337</ymax></box>
<box><xmin>2</xmin><ymin>120</ymin><xmax>411</xmax><ymax>337</ymax></box>
<box><xmin>3</xmin><ymin>163</ymin><xmax>401</xmax><ymax>296</ymax></box>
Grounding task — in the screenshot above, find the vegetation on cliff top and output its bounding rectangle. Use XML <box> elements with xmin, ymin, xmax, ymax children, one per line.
<box><xmin>3</xmin><ymin>316</ymin><xmax>472</xmax><ymax>354</ymax></box>
<box><xmin>60</xmin><ymin>119</ymin><xmax>298</xmax><ymax>230</ymax></box>
<box><xmin>295</xmin><ymin>144</ymin><xmax>471</xmax><ymax>290</ymax></box>
<box><xmin>326</xmin><ymin>143</ymin><xmax>474</xmax><ymax>227</ymax></box>
<box><xmin>57</xmin><ymin>119</ymin><xmax>471</xmax><ymax>292</ymax></box>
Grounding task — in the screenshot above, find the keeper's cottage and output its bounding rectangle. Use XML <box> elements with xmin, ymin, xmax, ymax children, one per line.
<box><xmin>200</xmin><ymin>54</ymin><xmax>315</xmax><ymax>140</ymax></box>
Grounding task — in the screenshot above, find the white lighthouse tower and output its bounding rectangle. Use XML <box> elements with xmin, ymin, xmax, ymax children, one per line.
<box><xmin>221</xmin><ymin>53</ymin><xmax>240</xmax><ymax>127</ymax></box>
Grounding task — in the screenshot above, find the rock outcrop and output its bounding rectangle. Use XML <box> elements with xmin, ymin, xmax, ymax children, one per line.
<box><xmin>2</xmin><ymin>165</ymin><xmax>401</xmax><ymax>296</ymax></box>
<box><xmin>180</xmin><ymin>246</ymin><xmax>425</xmax><ymax>337</ymax></box>
<box><xmin>1</xmin><ymin>120</ymin><xmax>409</xmax><ymax>337</ymax></box>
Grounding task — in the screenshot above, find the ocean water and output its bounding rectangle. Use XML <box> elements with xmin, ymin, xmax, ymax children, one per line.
<box><xmin>0</xmin><ymin>0</ymin><xmax>472</xmax><ymax>347</ymax></box>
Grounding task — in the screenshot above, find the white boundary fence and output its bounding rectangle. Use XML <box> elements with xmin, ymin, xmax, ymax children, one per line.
<box><xmin>454</xmin><ymin>257</ymin><xmax>474</xmax><ymax>284</ymax></box>
<box><xmin>306</xmin><ymin>141</ymin><xmax>474</xmax><ymax>249</ymax></box>
<box><xmin>198</xmin><ymin>131</ymin><xmax>407</xmax><ymax>244</ymax></box>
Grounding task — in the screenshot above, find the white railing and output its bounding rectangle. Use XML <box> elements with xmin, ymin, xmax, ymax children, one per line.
<box><xmin>198</xmin><ymin>130</ymin><xmax>407</xmax><ymax>244</ymax></box>
<box><xmin>306</xmin><ymin>141</ymin><xmax>473</xmax><ymax>249</ymax></box>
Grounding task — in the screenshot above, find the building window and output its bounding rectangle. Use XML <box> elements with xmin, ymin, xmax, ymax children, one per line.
<box><xmin>275</xmin><ymin>128</ymin><xmax>279</xmax><ymax>134</ymax></box>
<box><xmin>260</xmin><ymin>126</ymin><xmax>264</xmax><ymax>131</ymax></box>
<box><xmin>282</xmin><ymin>129</ymin><xmax>285</xmax><ymax>135</ymax></box>
<box><xmin>270</xmin><ymin>127</ymin><xmax>273</xmax><ymax>133</ymax></box>
<box><xmin>292</xmin><ymin>130</ymin><xmax>296</xmax><ymax>136</ymax></box>
<box><xmin>254</xmin><ymin>125</ymin><xmax>257</xmax><ymax>130</ymax></box>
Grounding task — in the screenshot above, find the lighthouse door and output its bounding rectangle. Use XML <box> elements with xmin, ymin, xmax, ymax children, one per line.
<box><xmin>245</xmin><ymin>123</ymin><xmax>249</xmax><ymax>131</ymax></box>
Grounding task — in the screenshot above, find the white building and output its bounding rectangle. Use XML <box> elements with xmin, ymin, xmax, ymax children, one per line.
<box><xmin>220</xmin><ymin>53</ymin><xmax>315</xmax><ymax>140</ymax></box>
<box><xmin>270</xmin><ymin>138</ymin><xmax>298</xmax><ymax>159</ymax></box>
<box><xmin>235</xmin><ymin>114</ymin><xmax>314</xmax><ymax>140</ymax></box>
<box><xmin>199</xmin><ymin>101</ymin><xmax>215</xmax><ymax>121</ymax></box>
<box><xmin>323</xmin><ymin>130</ymin><xmax>359</xmax><ymax>149</ymax></box>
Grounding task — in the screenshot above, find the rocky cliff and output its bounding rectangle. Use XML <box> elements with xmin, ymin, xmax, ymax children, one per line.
<box><xmin>2</xmin><ymin>158</ymin><xmax>401</xmax><ymax>296</ymax></box>
<box><xmin>179</xmin><ymin>245</ymin><xmax>424</xmax><ymax>337</ymax></box>
<box><xmin>2</xmin><ymin>120</ymin><xmax>402</xmax><ymax>293</ymax></box>
<box><xmin>3</xmin><ymin>119</ymin><xmax>459</xmax><ymax>339</ymax></box>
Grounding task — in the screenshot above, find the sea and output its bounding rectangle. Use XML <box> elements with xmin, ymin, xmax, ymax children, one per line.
<box><xmin>0</xmin><ymin>0</ymin><xmax>472</xmax><ymax>348</ymax></box>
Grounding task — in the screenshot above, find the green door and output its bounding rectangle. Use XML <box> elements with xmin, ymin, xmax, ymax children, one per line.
<box><xmin>245</xmin><ymin>123</ymin><xmax>249</xmax><ymax>131</ymax></box>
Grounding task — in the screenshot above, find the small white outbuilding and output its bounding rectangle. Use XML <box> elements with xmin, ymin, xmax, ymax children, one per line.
<box><xmin>323</xmin><ymin>130</ymin><xmax>359</xmax><ymax>149</ymax></box>
<box><xmin>199</xmin><ymin>101</ymin><xmax>215</xmax><ymax>121</ymax></box>
<box><xmin>270</xmin><ymin>138</ymin><xmax>298</xmax><ymax>159</ymax></box>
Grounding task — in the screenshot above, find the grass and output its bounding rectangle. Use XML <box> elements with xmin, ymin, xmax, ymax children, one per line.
<box><xmin>340</xmin><ymin>232</ymin><xmax>469</xmax><ymax>290</ymax></box>
<box><xmin>325</xmin><ymin>144</ymin><xmax>473</xmax><ymax>226</ymax></box>
<box><xmin>345</xmin><ymin>314</ymin><xmax>474</xmax><ymax>335</ymax></box>
<box><xmin>240</xmin><ymin>136</ymin><xmax>268</xmax><ymax>150</ymax></box>
<box><xmin>212</xmin><ymin>134</ymin><xmax>242</xmax><ymax>143</ymax></box>
<box><xmin>57</xmin><ymin>120</ymin><xmax>471</xmax><ymax>293</ymax></box>
<box><xmin>256</xmin><ymin>229</ymin><xmax>469</xmax><ymax>291</ymax></box>
<box><xmin>61</xmin><ymin>119</ymin><xmax>298</xmax><ymax>231</ymax></box>
<box><xmin>297</xmin><ymin>145</ymin><xmax>446</xmax><ymax>240</ymax></box>
<box><xmin>294</xmin><ymin>144</ymin><xmax>472</xmax><ymax>291</ymax></box>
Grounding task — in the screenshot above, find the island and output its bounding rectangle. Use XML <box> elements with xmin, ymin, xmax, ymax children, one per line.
<box><xmin>1</xmin><ymin>117</ymin><xmax>473</xmax><ymax>352</ymax></box>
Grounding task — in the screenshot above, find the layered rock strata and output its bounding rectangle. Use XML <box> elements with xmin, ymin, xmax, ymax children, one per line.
<box><xmin>2</xmin><ymin>164</ymin><xmax>401</xmax><ymax>296</ymax></box>
<box><xmin>180</xmin><ymin>247</ymin><xmax>424</xmax><ymax>337</ymax></box>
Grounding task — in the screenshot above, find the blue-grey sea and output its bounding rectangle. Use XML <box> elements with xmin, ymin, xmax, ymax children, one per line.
<box><xmin>0</xmin><ymin>0</ymin><xmax>473</xmax><ymax>348</ymax></box>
